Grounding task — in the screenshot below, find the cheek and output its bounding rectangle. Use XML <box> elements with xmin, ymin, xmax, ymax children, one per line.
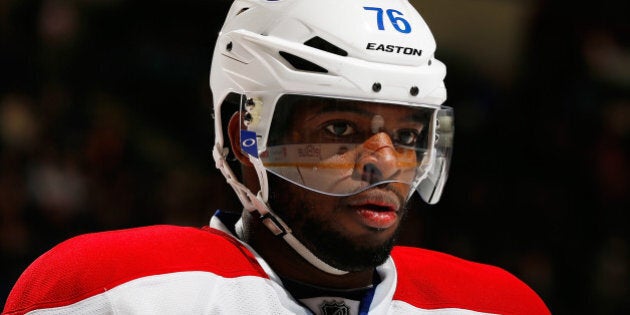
<box><xmin>268</xmin><ymin>178</ymin><xmax>338</xmax><ymax>220</ymax></box>
<box><xmin>397</xmin><ymin>150</ymin><xmax>417</xmax><ymax>163</ymax></box>
<box><xmin>297</xmin><ymin>191</ymin><xmax>342</xmax><ymax>219</ymax></box>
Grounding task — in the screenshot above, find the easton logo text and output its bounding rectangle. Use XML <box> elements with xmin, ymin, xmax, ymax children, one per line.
<box><xmin>366</xmin><ymin>42</ymin><xmax>422</xmax><ymax>56</ymax></box>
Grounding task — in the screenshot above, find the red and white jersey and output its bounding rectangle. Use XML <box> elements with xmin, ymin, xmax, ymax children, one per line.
<box><xmin>3</xmin><ymin>215</ymin><xmax>550</xmax><ymax>315</ymax></box>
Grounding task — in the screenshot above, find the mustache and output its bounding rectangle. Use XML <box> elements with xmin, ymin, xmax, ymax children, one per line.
<box><xmin>343</xmin><ymin>184</ymin><xmax>407</xmax><ymax>211</ymax></box>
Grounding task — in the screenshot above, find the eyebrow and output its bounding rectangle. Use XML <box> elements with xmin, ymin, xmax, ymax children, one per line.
<box><xmin>302</xmin><ymin>103</ymin><xmax>368</xmax><ymax>121</ymax></box>
<box><xmin>305</xmin><ymin>103</ymin><xmax>426</xmax><ymax>124</ymax></box>
<box><xmin>319</xmin><ymin>103</ymin><xmax>371</xmax><ymax>115</ymax></box>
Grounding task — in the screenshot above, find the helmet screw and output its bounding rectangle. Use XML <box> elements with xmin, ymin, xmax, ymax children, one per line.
<box><xmin>410</xmin><ymin>86</ymin><xmax>419</xmax><ymax>96</ymax></box>
<box><xmin>243</xmin><ymin>98</ymin><xmax>256</xmax><ymax>112</ymax></box>
<box><xmin>372</xmin><ymin>82</ymin><xmax>381</xmax><ymax>92</ymax></box>
<box><xmin>243</xmin><ymin>112</ymin><xmax>253</xmax><ymax>126</ymax></box>
<box><xmin>226</xmin><ymin>42</ymin><xmax>233</xmax><ymax>51</ymax></box>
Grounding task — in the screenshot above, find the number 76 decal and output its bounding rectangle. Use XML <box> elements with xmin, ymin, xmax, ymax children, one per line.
<box><xmin>363</xmin><ymin>7</ymin><xmax>412</xmax><ymax>33</ymax></box>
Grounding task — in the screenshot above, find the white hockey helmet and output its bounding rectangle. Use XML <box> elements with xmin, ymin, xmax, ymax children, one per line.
<box><xmin>211</xmin><ymin>0</ymin><xmax>452</xmax><ymax>206</ymax></box>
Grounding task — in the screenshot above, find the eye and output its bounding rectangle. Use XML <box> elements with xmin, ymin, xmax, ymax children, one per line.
<box><xmin>324</xmin><ymin>121</ymin><xmax>356</xmax><ymax>137</ymax></box>
<box><xmin>395</xmin><ymin>129</ymin><xmax>420</xmax><ymax>146</ymax></box>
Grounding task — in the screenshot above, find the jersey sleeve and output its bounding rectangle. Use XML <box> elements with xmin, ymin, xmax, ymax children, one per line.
<box><xmin>2</xmin><ymin>225</ymin><xmax>267</xmax><ymax>315</ymax></box>
<box><xmin>391</xmin><ymin>246</ymin><xmax>551</xmax><ymax>315</ymax></box>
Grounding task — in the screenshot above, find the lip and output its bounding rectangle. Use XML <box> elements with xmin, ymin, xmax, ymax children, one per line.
<box><xmin>345</xmin><ymin>190</ymin><xmax>401</xmax><ymax>230</ymax></box>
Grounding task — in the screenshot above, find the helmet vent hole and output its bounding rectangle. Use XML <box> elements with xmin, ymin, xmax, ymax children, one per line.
<box><xmin>279</xmin><ymin>51</ymin><xmax>328</xmax><ymax>73</ymax></box>
<box><xmin>304</xmin><ymin>37</ymin><xmax>348</xmax><ymax>57</ymax></box>
<box><xmin>236</xmin><ymin>8</ymin><xmax>249</xmax><ymax>15</ymax></box>
<box><xmin>372</xmin><ymin>82</ymin><xmax>381</xmax><ymax>92</ymax></box>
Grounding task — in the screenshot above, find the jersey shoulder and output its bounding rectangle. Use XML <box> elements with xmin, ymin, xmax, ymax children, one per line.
<box><xmin>4</xmin><ymin>225</ymin><xmax>266</xmax><ymax>314</ymax></box>
<box><xmin>391</xmin><ymin>246</ymin><xmax>550</xmax><ymax>315</ymax></box>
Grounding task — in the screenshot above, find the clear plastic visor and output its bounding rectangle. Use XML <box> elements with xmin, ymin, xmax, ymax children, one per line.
<box><xmin>244</xmin><ymin>95</ymin><xmax>452</xmax><ymax>201</ymax></box>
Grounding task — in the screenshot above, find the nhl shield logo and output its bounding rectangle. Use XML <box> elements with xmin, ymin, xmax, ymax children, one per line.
<box><xmin>320</xmin><ymin>300</ymin><xmax>350</xmax><ymax>315</ymax></box>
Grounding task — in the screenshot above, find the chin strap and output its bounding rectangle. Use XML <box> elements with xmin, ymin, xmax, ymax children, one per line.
<box><xmin>213</xmin><ymin>143</ymin><xmax>349</xmax><ymax>275</ymax></box>
<box><xmin>248</xmin><ymin>190</ymin><xmax>349</xmax><ymax>276</ymax></box>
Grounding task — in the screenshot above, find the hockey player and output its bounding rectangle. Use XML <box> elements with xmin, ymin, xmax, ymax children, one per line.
<box><xmin>3</xmin><ymin>0</ymin><xmax>550</xmax><ymax>314</ymax></box>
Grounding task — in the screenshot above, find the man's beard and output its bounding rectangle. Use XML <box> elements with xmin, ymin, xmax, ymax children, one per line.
<box><xmin>298</xmin><ymin>211</ymin><xmax>403</xmax><ymax>272</ymax></box>
<box><xmin>268</xmin><ymin>175</ymin><xmax>407</xmax><ymax>272</ymax></box>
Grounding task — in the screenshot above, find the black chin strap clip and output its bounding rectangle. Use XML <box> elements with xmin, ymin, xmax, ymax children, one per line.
<box><xmin>259</xmin><ymin>212</ymin><xmax>288</xmax><ymax>237</ymax></box>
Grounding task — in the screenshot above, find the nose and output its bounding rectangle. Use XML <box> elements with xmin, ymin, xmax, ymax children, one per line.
<box><xmin>355</xmin><ymin>132</ymin><xmax>399</xmax><ymax>183</ymax></box>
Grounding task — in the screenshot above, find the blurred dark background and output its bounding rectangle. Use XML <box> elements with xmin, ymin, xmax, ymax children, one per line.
<box><xmin>1</xmin><ymin>0</ymin><xmax>628</xmax><ymax>313</ymax></box>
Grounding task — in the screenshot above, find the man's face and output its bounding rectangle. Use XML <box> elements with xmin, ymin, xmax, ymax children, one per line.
<box><xmin>262</xmin><ymin>98</ymin><xmax>429</xmax><ymax>271</ymax></box>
